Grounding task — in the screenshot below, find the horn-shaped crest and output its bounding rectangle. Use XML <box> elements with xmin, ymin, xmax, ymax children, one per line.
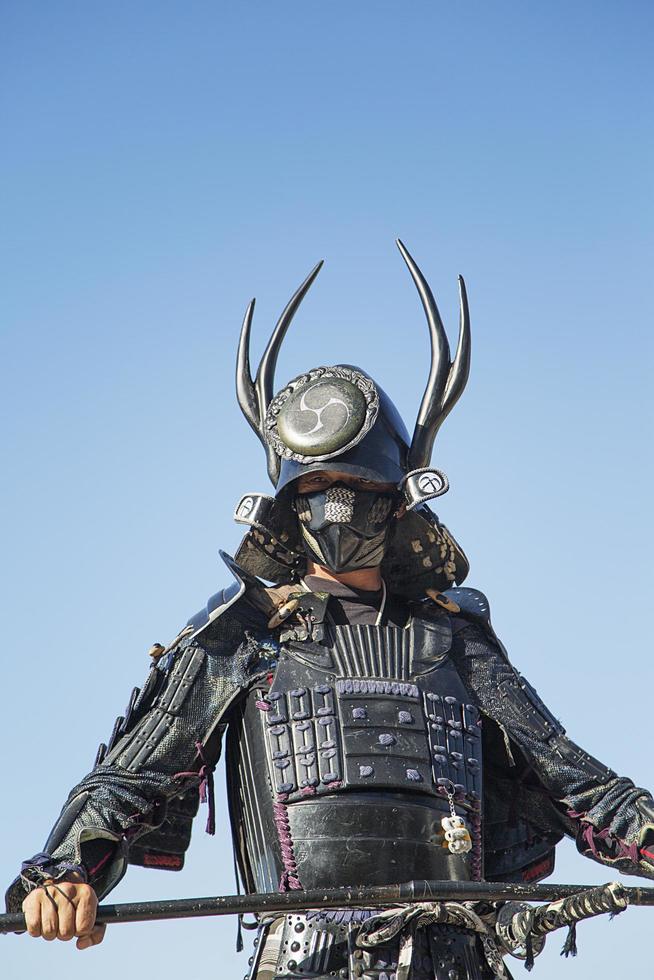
<box><xmin>236</xmin><ymin>261</ymin><xmax>324</xmax><ymax>484</ymax></box>
<box><xmin>396</xmin><ymin>240</ymin><xmax>470</xmax><ymax>471</ymax></box>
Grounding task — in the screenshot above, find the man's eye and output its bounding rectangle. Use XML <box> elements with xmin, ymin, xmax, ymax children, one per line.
<box><xmin>299</xmin><ymin>478</ymin><xmax>329</xmax><ymax>491</ymax></box>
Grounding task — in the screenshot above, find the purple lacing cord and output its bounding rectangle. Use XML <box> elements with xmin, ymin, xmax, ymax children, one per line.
<box><xmin>256</xmin><ymin>693</ymin><xmax>302</xmax><ymax>890</ymax></box>
<box><xmin>174</xmin><ymin>742</ymin><xmax>216</xmax><ymax>836</ymax></box>
<box><xmin>272</xmin><ymin>800</ymin><xmax>302</xmax><ymax>891</ymax></box>
<box><xmin>568</xmin><ymin>810</ymin><xmax>640</xmax><ymax>864</ymax></box>
<box><xmin>19</xmin><ymin>854</ymin><xmax>88</xmax><ymax>893</ymax></box>
<box><xmin>470</xmin><ymin>798</ymin><xmax>482</xmax><ymax>881</ymax></box>
<box><xmin>307</xmin><ymin>909</ymin><xmax>377</xmax><ymax>923</ymax></box>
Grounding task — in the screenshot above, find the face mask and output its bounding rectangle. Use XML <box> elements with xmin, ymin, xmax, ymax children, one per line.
<box><xmin>294</xmin><ymin>482</ymin><xmax>397</xmax><ymax>573</ymax></box>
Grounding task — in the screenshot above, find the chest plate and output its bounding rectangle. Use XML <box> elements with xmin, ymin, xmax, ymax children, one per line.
<box><xmin>231</xmin><ymin>611</ymin><xmax>484</xmax><ymax>892</ymax></box>
<box><xmin>259</xmin><ymin>621</ymin><xmax>482</xmax><ymax>805</ymax></box>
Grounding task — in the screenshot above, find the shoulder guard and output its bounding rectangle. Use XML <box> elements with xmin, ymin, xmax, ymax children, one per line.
<box><xmin>444</xmin><ymin>587</ymin><xmax>565</xmax><ymax>742</ymax></box>
<box><xmin>98</xmin><ymin>554</ymin><xmax>265</xmax><ymax>766</ymax></box>
<box><xmin>186</xmin><ymin>551</ymin><xmax>270</xmax><ymax>639</ymax></box>
<box><xmin>443</xmin><ymin>587</ymin><xmax>492</xmax><ymax>627</ymax></box>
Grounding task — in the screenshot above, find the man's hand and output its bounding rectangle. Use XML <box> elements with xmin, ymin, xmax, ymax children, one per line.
<box><xmin>22</xmin><ymin>878</ymin><xmax>106</xmax><ymax>950</ymax></box>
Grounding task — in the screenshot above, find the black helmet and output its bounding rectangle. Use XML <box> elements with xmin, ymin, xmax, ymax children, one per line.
<box><xmin>232</xmin><ymin>240</ymin><xmax>471</xmax><ymax>599</ymax></box>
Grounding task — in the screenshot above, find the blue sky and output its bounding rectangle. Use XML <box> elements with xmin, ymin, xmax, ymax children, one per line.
<box><xmin>1</xmin><ymin>2</ymin><xmax>652</xmax><ymax>978</ymax></box>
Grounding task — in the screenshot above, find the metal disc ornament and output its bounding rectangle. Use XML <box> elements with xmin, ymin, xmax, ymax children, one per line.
<box><xmin>265</xmin><ymin>366</ymin><xmax>379</xmax><ymax>462</ymax></box>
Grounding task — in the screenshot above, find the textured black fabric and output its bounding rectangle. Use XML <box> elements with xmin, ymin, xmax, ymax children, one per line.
<box><xmin>303</xmin><ymin>574</ymin><xmax>409</xmax><ymax>627</ymax></box>
<box><xmin>449</xmin><ymin>622</ymin><xmax>654</xmax><ymax>879</ymax></box>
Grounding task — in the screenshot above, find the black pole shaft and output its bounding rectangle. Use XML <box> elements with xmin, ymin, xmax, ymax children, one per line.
<box><xmin>3</xmin><ymin>879</ymin><xmax>654</xmax><ymax>935</ymax></box>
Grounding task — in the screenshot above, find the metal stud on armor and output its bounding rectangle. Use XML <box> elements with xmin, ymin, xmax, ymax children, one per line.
<box><xmin>229</xmin><ymin>611</ymin><xmax>483</xmax><ymax>905</ymax></box>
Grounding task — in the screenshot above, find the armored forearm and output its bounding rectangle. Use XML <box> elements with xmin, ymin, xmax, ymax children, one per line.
<box><xmin>5</xmin><ymin>629</ymin><xmax>264</xmax><ymax>912</ymax></box>
<box><xmin>450</xmin><ymin>622</ymin><xmax>654</xmax><ymax>879</ymax></box>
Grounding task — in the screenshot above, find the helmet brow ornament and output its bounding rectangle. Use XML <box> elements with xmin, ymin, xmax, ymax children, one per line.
<box><xmin>265</xmin><ymin>366</ymin><xmax>380</xmax><ymax>463</ymax></box>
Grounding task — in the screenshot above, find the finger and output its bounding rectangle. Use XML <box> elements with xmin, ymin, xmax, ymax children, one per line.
<box><xmin>74</xmin><ymin>889</ymin><xmax>98</xmax><ymax>937</ymax></box>
<box><xmin>39</xmin><ymin>889</ymin><xmax>59</xmax><ymax>941</ymax></box>
<box><xmin>22</xmin><ymin>893</ymin><xmax>43</xmax><ymax>938</ymax></box>
<box><xmin>55</xmin><ymin>880</ymin><xmax>79</xmax><ymax>902</ymax></box>
<box><xmin>76</xmin><ymin>923</ymin><xmax>106</xmax><ymax>950</ymax></box>
<box><xmin>54</xmin><ymin>891</ymin><xmax>76</xmax><ymax>941</ymax></box>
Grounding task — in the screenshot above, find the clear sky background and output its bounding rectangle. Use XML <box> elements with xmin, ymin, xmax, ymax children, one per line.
<box><xmin>1</xmin><ymin>2</ymin><xmax>652</xmax><ymax>978</ymax></box>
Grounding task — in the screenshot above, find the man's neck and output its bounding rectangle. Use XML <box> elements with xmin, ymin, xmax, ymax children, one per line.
<box><xmin>305</xmin><ymin>560</ymin><xmax>383</xmax><ymax>592</ymax></box>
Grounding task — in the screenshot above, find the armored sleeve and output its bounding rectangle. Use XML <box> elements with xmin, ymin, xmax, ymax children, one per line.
<box><xmin>449</xmin><ymin>615</ymin><xmax>654</xmax><ymax>880</ymax></box>
<box><xmin>5</xmin><ymin>609</ymin><xmax>274</xmax><ymax>913</ymax></box>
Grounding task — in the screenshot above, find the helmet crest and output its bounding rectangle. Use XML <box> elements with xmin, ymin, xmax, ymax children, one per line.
<box><xmin>236</xmin><ymin>240</ymin><xmax>470</xmax><ymax>485</ymax></box>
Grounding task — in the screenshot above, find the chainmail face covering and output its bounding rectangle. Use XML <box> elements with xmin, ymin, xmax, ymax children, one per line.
<box><xmin>324</xmin><ymin>485</ymin><xmax>356</xmax><ymax>522</ymax></box>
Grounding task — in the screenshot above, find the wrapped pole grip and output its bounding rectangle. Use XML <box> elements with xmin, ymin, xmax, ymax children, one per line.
<box><xmin>513</xmin><ymin>881</ymin><xmax>628</xmax><ymax>941</ymax></box>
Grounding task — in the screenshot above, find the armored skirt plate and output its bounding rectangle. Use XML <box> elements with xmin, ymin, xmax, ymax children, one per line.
<box><xmin>249</xmin><ymin>914</ymin><xmax>496</xmax><ymax>980</ymax></box>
